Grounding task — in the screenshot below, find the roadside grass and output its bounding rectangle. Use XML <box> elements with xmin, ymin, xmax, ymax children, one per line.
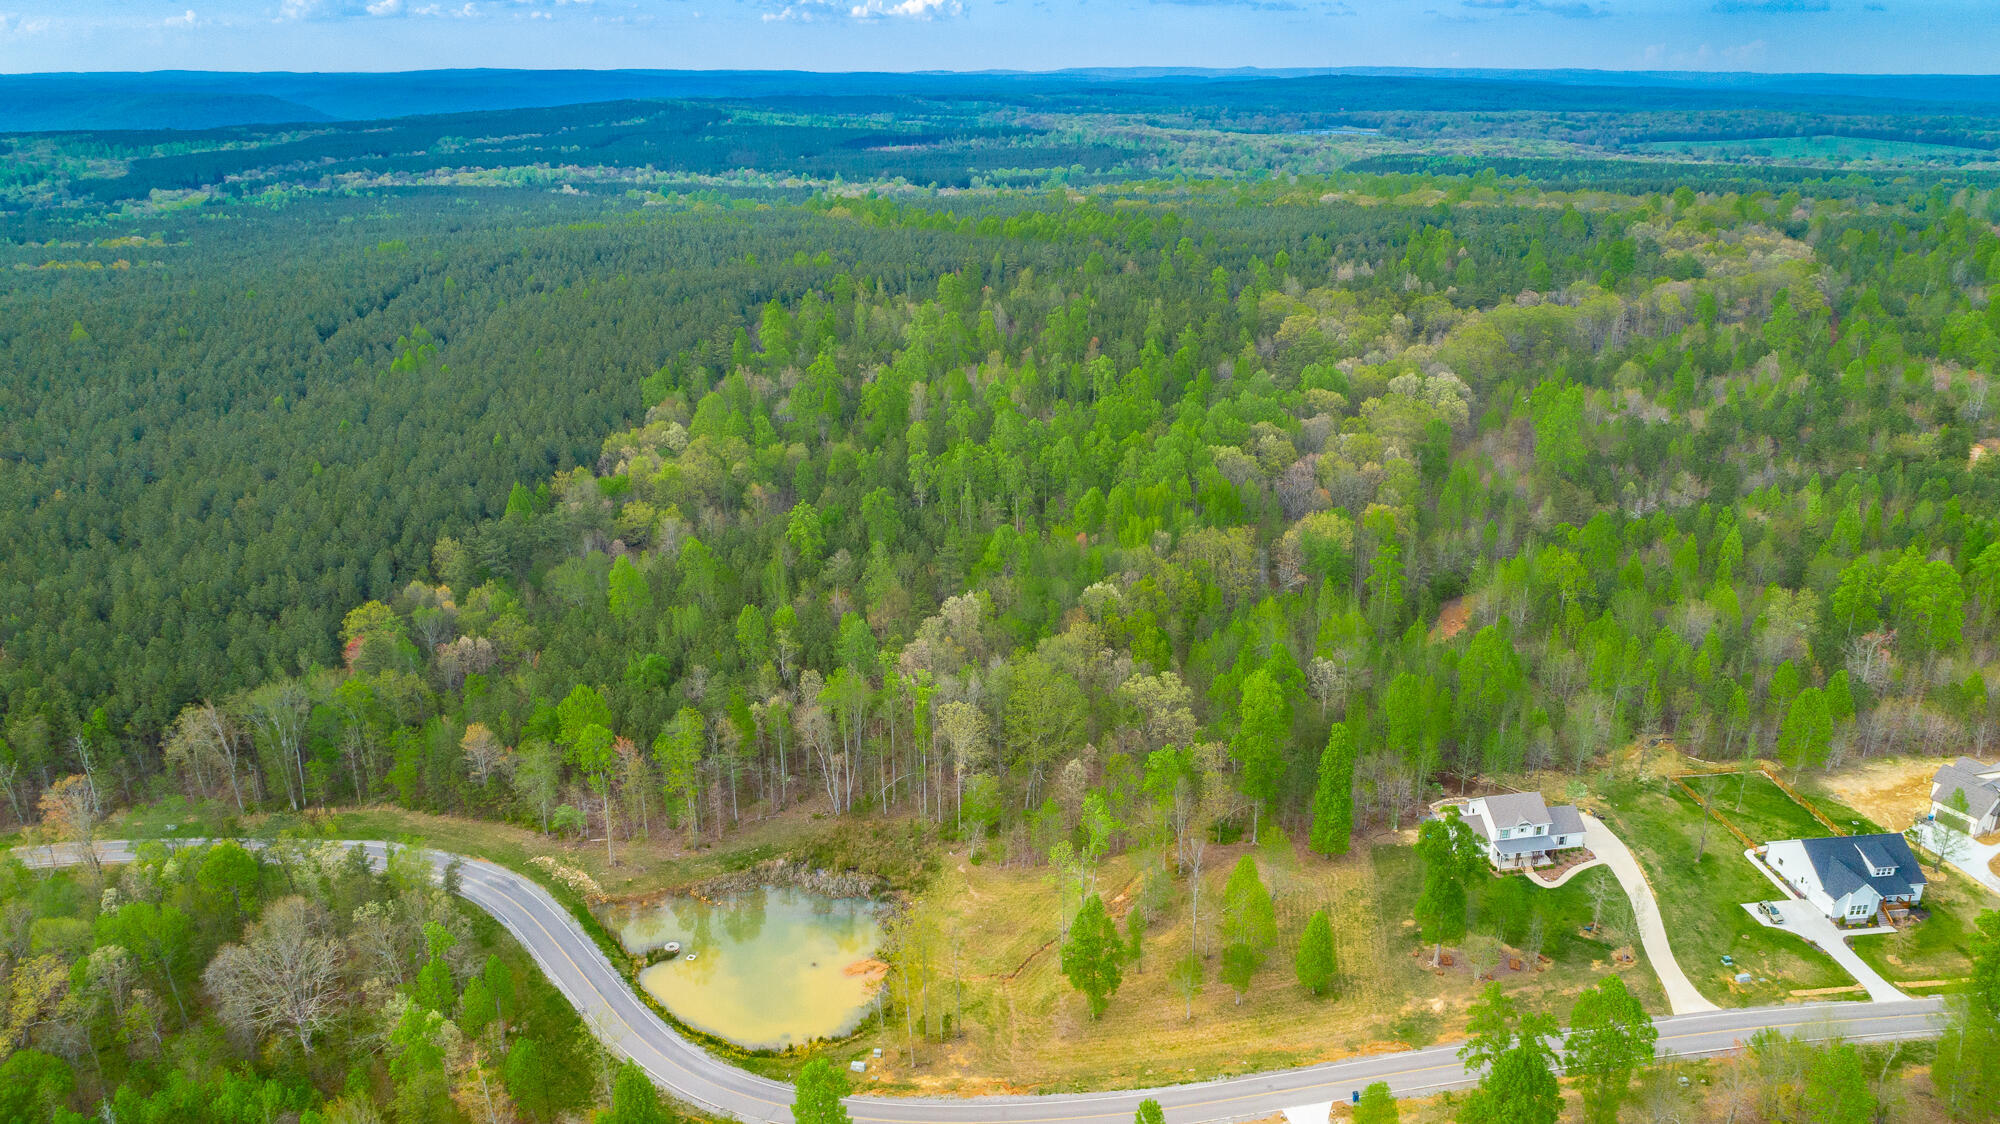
<box><xmin>825</xmin><ymin>830</ymin><xmax>1664</xmax><ymax>1094</ymax></box>
<box><xmin>1594</xmin><ymin>778</ymin><xmax>1852</xmax><ymax>1006</ymax></box>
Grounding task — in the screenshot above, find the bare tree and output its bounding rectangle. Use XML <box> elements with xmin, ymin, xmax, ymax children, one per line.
<box><xmin>164</xmin><ymin>700</ymin><xmax>249</xmax><ymax>812</ymax></box>
<box><xmin>203</xmin><ymin>896</ymin><xmax>345</xmax><ymax>1051</ymax></box>
<box><xmin>460</xmin><ymin>723</ymin><xmax>509</xmax><ymax>787</ymax></box>
<box><xmin>245</xmin><ymin>678</ymin><xmax>313</xmax><ymax>811</ymax></box>
<box><xmin>38</xmin><ymin>774</ymin><xmax>101</xmax><ymax>879</ymax></box>
<box><xmin>1693</xmin><ymin>774</ymin><xmax>1722</xmax><ymax>864</ymax></box>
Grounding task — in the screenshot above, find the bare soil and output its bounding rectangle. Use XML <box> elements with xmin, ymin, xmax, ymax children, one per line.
<box><xmin>1430</xmin><ymin>596</ymin><xmax>1473</xmax><ymax>642</ymax></box>
<box><xmin>1816</xmin><ymin>757</ymin><xmax>1945</xmax><ymax>831</ymax></box>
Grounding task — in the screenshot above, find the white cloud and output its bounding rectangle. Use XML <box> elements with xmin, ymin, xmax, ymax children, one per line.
<box><xmin>1721</xmin><ymin>37</ymin><xmax>1767</xmax><ymax>62</ymax></box>
<box><xmin>765</xmin><ymin>0</ymin><xmax>955</xmax><ymax>19</ymax></box>
<box><xmin>165</xmin><ymin>7</ymin><xmax>198</xmax><ymax>23</ymax></box>
<box><xmin>850</xmin><ymin>0</ymin><xmax>960</xmax><ymax>17</ymax></box>
<box><xmin>365</xmin><ymin>0</ymin><xmax>400</xmax><ymax>13</ymax></box>
<box><xmin>0</xmin><ymin>13</ymin><xmax>54</xmax><ymax>35</ymax></box>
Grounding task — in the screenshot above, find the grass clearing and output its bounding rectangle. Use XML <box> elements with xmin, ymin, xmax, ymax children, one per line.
<box><xmin>830</xmin><ymin>831</ymin><xmax>1664</xmax><ymax>1094</ymax></box>
<box><xmin>1594</xmin><ymin>777</ymin><xmax>1851</xmax><ymax>1006</ymax></box>
<box><xmin>1700</xmin><ymin>771</ymin><xmax>1837</xmax><ymax>844</ymax></box>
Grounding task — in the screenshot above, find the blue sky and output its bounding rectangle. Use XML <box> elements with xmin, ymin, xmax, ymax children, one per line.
<box><xmin>0</xmin><ymin>0</ymin><xmax>1987</xmax><ymax>74</ymax></box>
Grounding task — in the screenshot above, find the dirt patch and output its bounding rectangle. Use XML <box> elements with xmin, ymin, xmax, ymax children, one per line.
<box><xmin>1430</xmin><ymin>596</ymin><xmax>1473</xmax><ymax>641</ymax></box>
<box><xmin>1789</xmin><ymin>984</ymin><xmax>1867</xmax><ymax>997</ymax></box>
<box><xmin>1818</xmin><ymin>757</ymin><xmax>1943</xmax><ymax>830</ymax></box>
<box><xmin>845</xmin><ymin>958</ymin><xmax>890</xmax><ymax>982</ymax></box>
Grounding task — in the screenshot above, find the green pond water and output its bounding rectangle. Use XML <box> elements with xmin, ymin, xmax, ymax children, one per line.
<box><xmin>600</xmin><ymin>887</ymin><xmax>884</xmax><ymax>1050</ymax></box>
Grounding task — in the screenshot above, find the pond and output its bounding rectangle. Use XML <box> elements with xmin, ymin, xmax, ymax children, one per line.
<box><xmin>599</xmin><ymin>887</ymin><xmax>886</xmax><ymax>1050</ymax></box>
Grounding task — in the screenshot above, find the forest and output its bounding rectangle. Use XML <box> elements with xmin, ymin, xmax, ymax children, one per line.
<box><xmin>7</xmin><ymin>82</ymin><xmax>2000</xmax><ymax>1122</ymax></box>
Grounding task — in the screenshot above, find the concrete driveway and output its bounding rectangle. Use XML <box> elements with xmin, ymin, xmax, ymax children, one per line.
<box><xmin>1577</xmin><ymin>814</ymin><xmax>1721</xmax><ymax>1015</ymax></box>
<box><xmin>1739</xmin><ymin>898</ymin><xmax>1905</xmax><ymax>1002</ymax></box>
<box><xmin>1909</xmin><ymin>819</ymin><xmax>2000</xmax><ymax>900</ymax></box>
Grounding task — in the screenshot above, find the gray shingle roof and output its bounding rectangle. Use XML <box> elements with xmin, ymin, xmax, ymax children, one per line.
<box><xmin>1548</xmin><ymin>804</ymin><xmax>1586</xmax><ymax>837</ymax></box>
<box><xmin>1479</xmin><ymin>791</ymin><xmax>1551</xmax><ymax>829</ymax></box>
<box><xmin>1795</xmin><ymin>834</ymin><xmax>1926</xmax><ymax>903</ymax></box>
<box><xmin>1933</xmin><ymin>761</ymin><xmax>2000</xmax><ymax>821</ymax></box>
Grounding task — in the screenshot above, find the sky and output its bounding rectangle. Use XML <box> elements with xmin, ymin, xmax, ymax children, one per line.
<box><xmin>0</xmin><ymin>0</ymin><xmax>1991</xmax><ymax>75</ymax></box>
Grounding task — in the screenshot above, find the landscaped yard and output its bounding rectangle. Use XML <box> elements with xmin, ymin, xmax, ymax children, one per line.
<box><xmin>1594</xmin><ymin>778</ymin><xmax>1853</xmax><ymax>1006</ymax></box>
<box><xmin>1849</xmin><ymin>860</ymin><xmax>1990</xmax><ymax>990</ymax></box>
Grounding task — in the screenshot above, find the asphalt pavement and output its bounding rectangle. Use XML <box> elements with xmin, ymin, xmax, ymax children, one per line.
<box><xmin>18</xmin><ymin>840</ymin><xmax>1948</xmax><ymax>1124</ymax></box>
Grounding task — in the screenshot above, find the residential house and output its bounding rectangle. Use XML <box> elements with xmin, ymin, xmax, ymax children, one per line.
<box><xmin>1764</xmin><ymin>833</ymin><xmax>1927</xmax><ymax>925</ymax></box>
<box><xmin>1457</xmin><ymin>791</ymin><xmax>1588</xmax><ymax>870</ymax></box>
<box><xmin>1929</xmin><ymin>757</ymin><xmax>2000</xmax><ymax>836</ymax></box>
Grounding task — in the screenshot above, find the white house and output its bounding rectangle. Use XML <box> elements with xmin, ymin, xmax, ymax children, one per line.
<box><xmin>1764</xmin><ymin>834</ymin><xmax>1926</xmax><ymax>925</ymax></box>
<box><xmin>1929</xmin><ymin>757</ymin><xmax>2000</xmax><ymax>836</ymax></box>
<box><xmin>1457</xmin><ymin>791</ymin><xmax>1588</xmax><ymax>870</ymax></box>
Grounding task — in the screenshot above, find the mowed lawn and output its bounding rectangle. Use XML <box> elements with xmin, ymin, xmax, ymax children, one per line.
<box><xmin>1595</xmin><ymin>779</ymin><xmax>1851</xmax><ymax>1006</ymax></box>
<box><xmin>1849</xmin><ymin>861</ymin><xmax>1992</xmax><ymax>989</ymax></box>
<box><xmin>1696</xmin><ymin>771</ymin><xmax>1837</xmax><ymax>846</ymax></box>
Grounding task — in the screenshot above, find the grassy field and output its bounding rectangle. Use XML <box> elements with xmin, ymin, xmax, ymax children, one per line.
<box><xmin>830</xmin><ymin>830</ymin><xmax>1665</xmax><ymax>1094</ymax></box>
<box><xmin>1694</xmin><ymin>770</ymin><xmax>1836</xmax><ymax>845</ymax></box>
<box><xmin>1594</xmin><ymin>777</ymin><xmax>1852</xmax><ymax>1006</ymax></box>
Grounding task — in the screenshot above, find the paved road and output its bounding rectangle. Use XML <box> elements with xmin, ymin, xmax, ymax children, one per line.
<box><xmin>1579</xmin><ymin>814</ymin><xmax>1720</xmax><ymax>1015</ymax></box>
<box><xmin>20</xmin><ymin>840</ymin><xmax>1947</xmax><ymax>1124</ymax></box>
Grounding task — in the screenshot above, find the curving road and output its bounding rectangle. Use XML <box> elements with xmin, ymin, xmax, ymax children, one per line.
<box><xmin>20</xmin><ymin>840</ymin><xmax>1948</xmax><ymax>1124</ymax></box>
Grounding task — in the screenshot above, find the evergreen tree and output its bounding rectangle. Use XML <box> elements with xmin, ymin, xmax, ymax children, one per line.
<box><xmin>1414</xmin><ymin>807</ymin><xmax>1481</xmax><ymax>964</ymax></box>
<box><xmin>1308</xmin><ymin>721</ymin><xmax>1355</xmax><ymax>857</ymax></box>
<box><xmin>1294</xmin><ymin>908</ymin><xmax>1337</xmax><ymax>997</ymax></box>
<box><xmin>1060</xmin><ymin>894</ymin><xmax>1126</xmax><ymax>1019</ymax></box>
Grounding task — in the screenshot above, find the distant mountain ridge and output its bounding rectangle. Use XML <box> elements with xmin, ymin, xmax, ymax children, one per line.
<box><xmin>6</xmin><ymin>67</ymin><xmax>2000</xmax><ymax>134</ymax></box>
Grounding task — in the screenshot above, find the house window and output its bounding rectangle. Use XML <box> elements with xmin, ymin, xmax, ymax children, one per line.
<box><xmin>1498</xmin><ymin>827</ymin><xmax>1510</xmax><ymax>839</ymax></box>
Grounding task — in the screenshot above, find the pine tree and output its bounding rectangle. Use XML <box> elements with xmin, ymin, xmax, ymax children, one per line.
<box><xmin>1309</xmin><ymin>721</ymin><xmax>1355</xmax><ymax>857</ymax></box>
<box><xmin>1060</xmin><ymin>894</ymin><xmax>1125</xmax><ymax>1019</ymax></box>
<box><xmin>1294</xmin><ymin>908</ymin><xmax>1337</xmax><ymax>997</ymax></box>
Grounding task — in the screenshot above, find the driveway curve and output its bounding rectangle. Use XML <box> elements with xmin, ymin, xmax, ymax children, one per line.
<box><xmin>20</xmin><ymin>840</ymin><xmax>1940</xmax><ymax>1124</ymax></box>
<box><xmin>1578</xmin><ymin>814</ymin><xmax>1721</xmax><ymax>1015</ymax></box>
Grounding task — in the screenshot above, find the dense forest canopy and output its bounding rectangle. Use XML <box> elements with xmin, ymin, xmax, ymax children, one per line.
<box><xmin>6</xmin><ymin>72</ymin><xmax>2000</xmax><ymax>1124</ymax></box>
<box><xmin>8</xmin><ymin>150</ymin><xmax>2000</xmax><ymax>841</ymax></box>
